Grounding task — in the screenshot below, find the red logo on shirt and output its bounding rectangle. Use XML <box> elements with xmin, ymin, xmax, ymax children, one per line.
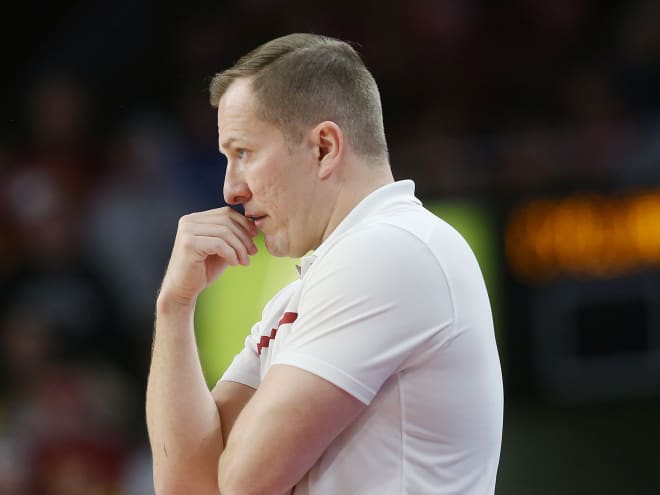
<box><xmin>257</xmin><ymin>312</ymin><xmax>298</xmax><ymax>356</ymax></box>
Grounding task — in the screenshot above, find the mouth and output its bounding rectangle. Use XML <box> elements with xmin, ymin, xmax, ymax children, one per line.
<box><xmin>246</xmin><ymin>214</ymin><xmax>267</xmax><ymax>229</ymax></box>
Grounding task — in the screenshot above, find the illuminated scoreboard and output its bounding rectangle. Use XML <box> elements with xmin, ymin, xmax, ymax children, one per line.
<box><xmin>505</xmin><ymin>189</ymin><xmax>660</xmax><ymax>402</ymax></box>
<box><xmin>506</xmin><ymin>191</ymin><xmax>660</xmax><ymax>281</ymax></box>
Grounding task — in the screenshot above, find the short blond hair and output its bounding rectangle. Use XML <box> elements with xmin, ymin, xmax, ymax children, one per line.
<box><xmin>209</xmin><ymin>33</ymin><xmax>388</xmax><ymax>160</ymax></box>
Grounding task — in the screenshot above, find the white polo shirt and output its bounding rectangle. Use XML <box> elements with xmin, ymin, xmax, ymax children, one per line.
<box><xmin>221</xmin><ymin>180</ymin><xmax>503</xmax><ymax>494</ymax></box>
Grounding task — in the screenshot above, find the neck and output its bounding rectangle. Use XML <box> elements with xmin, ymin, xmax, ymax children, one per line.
<box><xmin>320</xmin><ymin>158</ymin><xmax>394</xmax><ymax>244</ymax></box>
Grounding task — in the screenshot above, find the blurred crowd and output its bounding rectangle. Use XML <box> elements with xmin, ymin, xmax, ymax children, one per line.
<box><xmin>0</xmin><ymin>72</ymin><xmax>180</xmax><ymax>493</ymax></box>
<box><xmin>1</xmin><ymin>0</ymin><xmax>660</xmax><ymax>493</ymax></box>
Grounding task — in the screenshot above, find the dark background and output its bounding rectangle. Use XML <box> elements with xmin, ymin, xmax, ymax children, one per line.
<box><xmin>1</xmin><ymin>1</ymin><xmax>659</xmax><ymax>493</ymax></box>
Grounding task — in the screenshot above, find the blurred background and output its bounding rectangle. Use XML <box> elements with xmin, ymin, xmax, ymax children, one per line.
<box><xmin>1</xmin><ymin>0</ymin><xmax>659</xmax><ymax>493</ymax></box>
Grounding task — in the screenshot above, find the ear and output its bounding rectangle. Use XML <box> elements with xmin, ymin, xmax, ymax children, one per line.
<box><xmin>311</xmin><ymin>121</ymin><xmax>343</xmax><ymax>180</ymax></box>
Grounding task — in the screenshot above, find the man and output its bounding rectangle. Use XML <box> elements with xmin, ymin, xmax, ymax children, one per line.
<box><xmin>146</xmin><ymin>33</ymin><xmax>503</xmax><ymax>495</ymax></box>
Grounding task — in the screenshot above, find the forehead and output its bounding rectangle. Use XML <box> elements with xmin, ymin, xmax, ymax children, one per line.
<box><xmin>217</xmin><ymin>78</ymin><xmax>289</xmax><ymax>152</ymax></box>
<box><xmin>217</xmin><ymin>78</ymin><xmax>277</xmax><ymax>148</ymax></box>
<box><xmin>217</xmin><ymin>78</ymin><xmax>256</xmax><ymax>134</ymax></box>
<box><xmin>218</xmin><ymin>78</ymin><xmax>255</xmax><ymax>120</ymax></box>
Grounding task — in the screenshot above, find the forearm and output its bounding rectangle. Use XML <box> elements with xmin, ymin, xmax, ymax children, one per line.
<box><xmin>146</xmin><ymin>294</ymin><xmax>223</xmax><ymax>494</ymax></box>
<box><xmin>146</xmin><ymin>207</ymin><xmax>257</xmax><ymax>493</ymax></box>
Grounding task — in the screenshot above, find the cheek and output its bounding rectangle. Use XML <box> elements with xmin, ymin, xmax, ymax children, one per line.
<box><xmin>253</xmin><ymin>148</ymin><xmax>310</xmax><ymax>220</ymax></box>
<box><xmin>258</xmin><ymin>173</ymin><xmax>286</xmax><ymax>209</ymax></box>
<box><xmin>251</xmin><ymin>160</ymin><xmax>289</xmax><ymax>213</ymax></box>
<box><xmin>262</xmin><ymin>170</ymin><xmax>284</xmax><ymax>194</ymax></box>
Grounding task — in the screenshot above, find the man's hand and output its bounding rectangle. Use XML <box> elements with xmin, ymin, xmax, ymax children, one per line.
<box><xmin>159</xmin><ymin>207</ymin><xmax>258</xmax><ymax>306</ymax></box>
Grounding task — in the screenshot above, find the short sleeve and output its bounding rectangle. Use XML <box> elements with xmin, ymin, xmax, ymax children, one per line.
<box><xmin>272</xmin><ymin>224</ymin><xmax>455</xmax><ymax>405</ymax></box>
<box><xmin>219</xmin><ymin>279</ymin><xmax>301</xmax><ymax>389</ymax></box>
<box><xmin>219</xmin><ymin>325</ymin><xmax>261</xmax><ymax>389</ymax></box>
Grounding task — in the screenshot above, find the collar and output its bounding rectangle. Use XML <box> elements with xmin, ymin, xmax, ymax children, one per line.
<box><xmin>296</xmin><ymin>180</ymin><xmax>419</xmax><ymax>278</ymax></box>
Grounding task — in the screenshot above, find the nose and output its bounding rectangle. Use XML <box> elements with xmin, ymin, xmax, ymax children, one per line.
<box><xmin>223</xmin><ymin>160</ymin><xmax>251</xmax><ymax>205</ymax></box>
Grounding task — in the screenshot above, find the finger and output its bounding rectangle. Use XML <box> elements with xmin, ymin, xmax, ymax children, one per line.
<box><xmin>187</xmin><ymin>207</ymin><xmax>257</xmax><ymax>237</ymax></box>
<box><xmin>181</xmin><ymin>221</ymin><xmax>257</xmax><ymax>257</ymax></box>
<box><xmin>194</xmin><ymin>232</ymin><xmax>250</xmax><ymax>266</ymax></box>
<box><xmin>182</xmin><ymin>213</ymin><xmax>257</xmax><ymax>246</ymax></box>
<box><xmin>193</xmin><ymin>235</ymin><xmax>243</xmax><ymax>266</ymax></box>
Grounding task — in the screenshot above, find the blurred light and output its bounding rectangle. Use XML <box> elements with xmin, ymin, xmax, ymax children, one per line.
<box><xmin>506</xmin><ymin>190</ymin><xmax>660</xmax><ymax>282</ymax></box>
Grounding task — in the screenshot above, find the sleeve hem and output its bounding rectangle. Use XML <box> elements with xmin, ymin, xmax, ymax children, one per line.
<box><xmin>272</xmin><ymin>351</ymin><xmax>376</xmax><ymax>405</ymax></box>
<box><xmin>219</xmin><ymin>370</ymin><xmax>260</xmax><ymax>390</ymax></box>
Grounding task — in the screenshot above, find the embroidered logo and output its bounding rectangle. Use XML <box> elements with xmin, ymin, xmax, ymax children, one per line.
<box><xmin>257</xmin><ymin>312</ymin><xmax>298</xmax><ymax>356</ymax></box>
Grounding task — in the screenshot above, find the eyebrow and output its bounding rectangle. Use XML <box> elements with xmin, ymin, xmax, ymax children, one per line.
<box><xmin>220</xmin><ymin>137</ymin><xmax>246</xmax><ymax>152</ymax></box>
<box><xmin>219</xmin><ymin>137</ymin><xmax>238</xmax><ymax>153</ymax></box>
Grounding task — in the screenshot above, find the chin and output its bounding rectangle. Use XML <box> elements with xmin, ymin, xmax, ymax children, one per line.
<box><xmin>263</xmin><ymin>236</ymin><xmax>289</xmax><ymax>258</ymax></box>
<box><xmin>264</xmin><ymin>232</ymin><xmax>310</xmax><ymax>258</ymax></box>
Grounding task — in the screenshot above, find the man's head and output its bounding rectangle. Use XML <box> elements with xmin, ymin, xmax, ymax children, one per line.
<box><xmin>210</xmin><ymin>34</ymin><xmax>392</xmax><ymax>258</ymax></box>
<box><xmin>209</xmin><ymin>33</ymin><xmax>388</xmax><ymax>162</ymax></box>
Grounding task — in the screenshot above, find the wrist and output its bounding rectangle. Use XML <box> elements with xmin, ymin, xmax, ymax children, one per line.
<box><xmin>156</xmin><ymin>289</ymin><xmax>198</xmax><ymax>316</ymax></box>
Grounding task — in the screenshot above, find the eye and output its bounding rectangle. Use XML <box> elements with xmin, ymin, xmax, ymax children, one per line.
<box><xmin>237</xmin><ymin>149</ymin><xmax>247</xmax><ymax>160</ymax></box>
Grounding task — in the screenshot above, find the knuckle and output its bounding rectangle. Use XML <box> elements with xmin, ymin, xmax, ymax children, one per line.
<box><xmin>177</xmin><ymin>214</ymin><xmax>191</xmax><ymax>229</ymax></box>
<box><xmin>214</xmin><ymin>239</ymin><xmax>230</xmax><ymax>255</ymax></box>
<box><xmin>217</xmin><ymin>224</ymin><xmax>233</xmax><ymax>237</ymax></box>
<box><xmin>179</xmin><ymin>233</ymin><xmax>196</xmax><ymax>251</ymax></box>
